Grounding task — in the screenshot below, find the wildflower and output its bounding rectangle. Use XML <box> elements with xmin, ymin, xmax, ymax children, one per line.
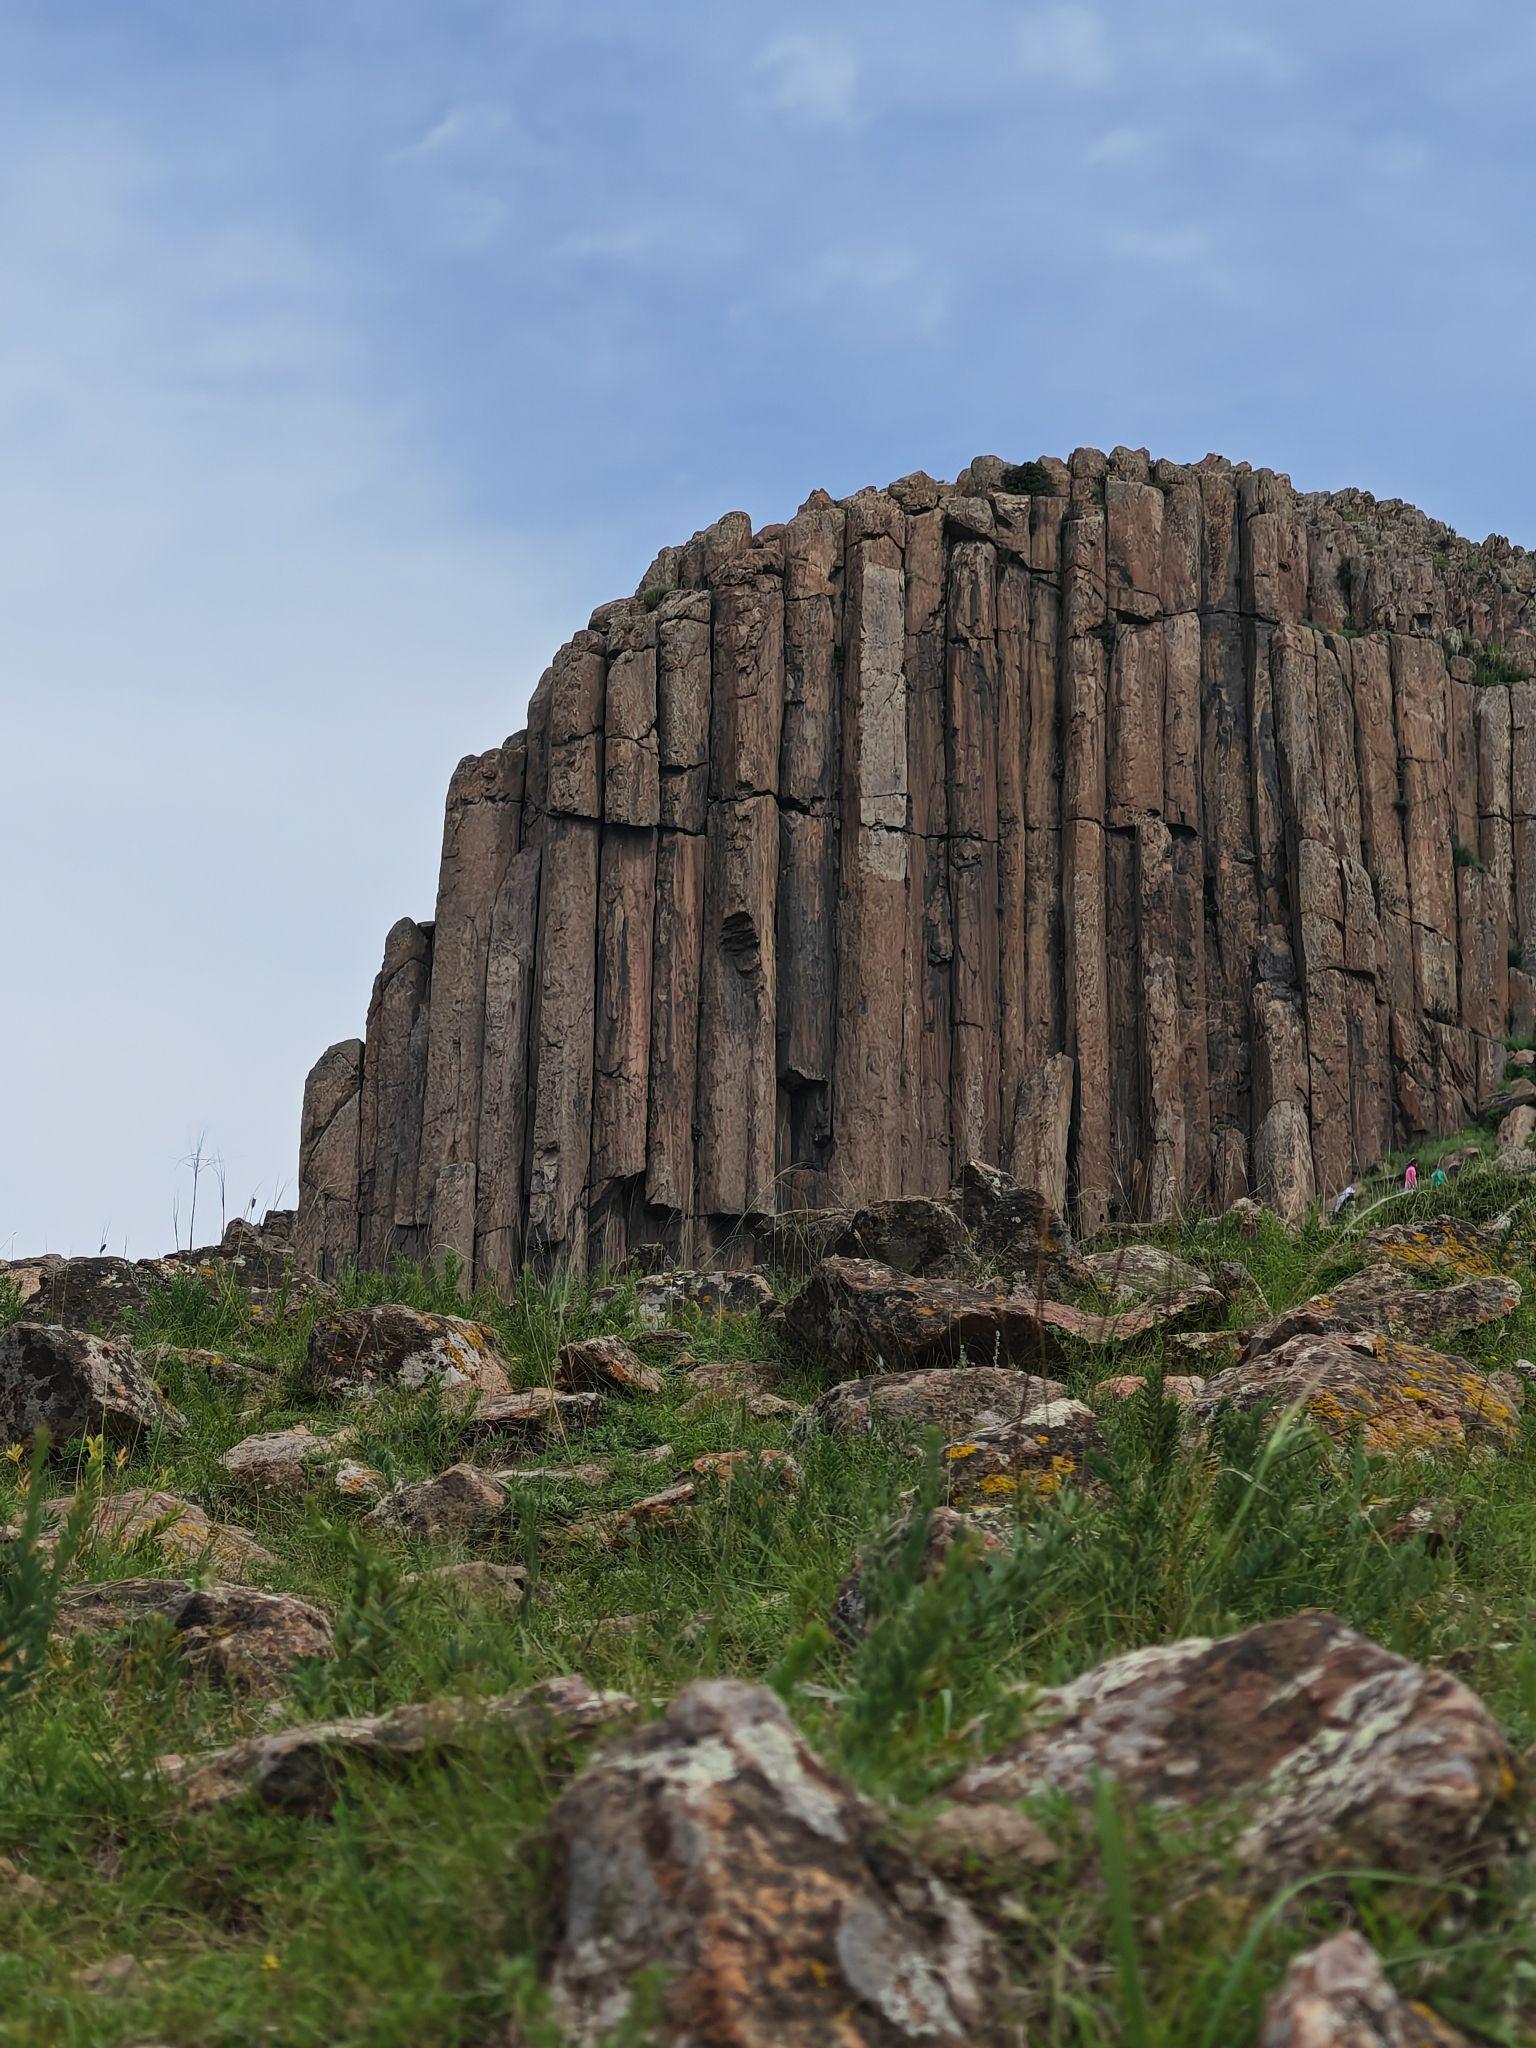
<box><xmin>260</xmin><ymin>1952</ymin><xmax>281</xmax><ymax>1972</ymax></box>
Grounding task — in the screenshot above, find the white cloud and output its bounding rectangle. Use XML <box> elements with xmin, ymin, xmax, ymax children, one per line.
<box><xmin>754</xmin><ymin>34</ymin><xmax>861</xmax><ymax>128</ymax></box>
<box><xmin>1018</xmin><ymin>4</ymin><xmax>1112</xmax><ymax>89</ymax></box>
<box><xmin>1085</xmin><ymin>125</ymin><xmax>1156</xmax><ymax>167</ymax></box>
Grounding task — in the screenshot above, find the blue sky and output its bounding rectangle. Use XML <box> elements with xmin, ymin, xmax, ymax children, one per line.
<box><xmin>4</xmin><ymin>0</ymin><xmax>1534</xmax><ymax>1254</ymax></box>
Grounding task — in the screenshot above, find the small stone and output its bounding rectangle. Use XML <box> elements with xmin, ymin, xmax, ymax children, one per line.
<box><xmin>367</xmin><ymin>1463</ymin><xmax>509</xmax><ymax>1542</ymax></box>
<box><xmin>1259</xmin><ymin>1931</ymin><xmax>1469</xmax><ymax>2047</ymax></box>
<box><xmin>690</xmin><ymin>1448</ymin><xmax>799</xmax><ymax>1489</ymax></box>
<box><xmin>942</xmin><ymin>1400</ymin><xmax>1107</xmax><ymax>1508</ymax></box>
<box><xmin>812</xmin><ymin>1366</ymin><xmax>1067</xmax><ymax>1441</ymax></box>
<box><xmin>333</xmin><ymin>1459</ymin><xmax>387</xmax><ymax>1500</ymax></box>
<box><xmin>161</xmin><ymin>1676</ymin><xmax>635</xmax><ymax>1815</ymax></box>
<box><xmin>77</xmin><ymin>1489</ymin><xmax>276</xmax><ymax>1578</ymax></box>
<box><xmin>406</xmin><ymin>1561</ymin><xmax>529</xmax><ymax>1610</ymax></box>
<box><xmin>219</xmin><ymin>1425</ymin><xmax>331</xmax><ymax>1497</ymax></box>
<box><xmin>496</xmin><ymin>1461</ymin><xmax>611</xmax><ymax>1489</ymax></box>
<box><xmin>462</xmin><ymin>1388</ymin><xmax>603</xmax><ymax>1439</ymax></box>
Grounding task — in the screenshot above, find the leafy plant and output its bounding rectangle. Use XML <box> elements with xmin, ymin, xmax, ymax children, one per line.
<box><xmin>1000</xmin><ymin>460</ymin><xmax>1055</xmax><ymax>496</ymax></box>
<box><xmin>0</xmin><ymin>1433</ymin><xmax>103</xmax><ymax>1712</ymax></box>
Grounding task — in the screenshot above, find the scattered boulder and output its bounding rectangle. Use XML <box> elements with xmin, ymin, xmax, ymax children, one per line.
<box><xmin>832</xmin><ymin>1505</ymin><xmax>1009</xmax><ymax>1642</ymax></box>
<box><xmin>303</xmin><ymin>1305</ymin><xmax>514</xmax><ymax>1403</ymax></box>
<box><xmin>161</xmin><ymin>1676</ymin><xmax>635</xmax><ymax>1815</ymax></box>
<box><xmin>542</xmin><ymin>1678</ymin><xmax>1018</xmax><ymax>2046</ymax></box>
<box><xmin>55</xmin><ymin>1578</ymin><xmax>332</xmax><ymax>1693</ymax></box>
<box><xmin>677</xmin><ymin>1359</ymin><xmax>803</xmax><ymax>1421</ymax></box>
<box><xmin>1243</xmin><ymin>1270</ymin><xmax>1521</xmax><ymax>1362</ymax></box>
<box><xmin>366</xmin><ymin>1463</ymin><xmax>509</xmax><ymax>1543</ymax></box>
<box><xmin>462</xmin><ymin>1387</ymin><xmax>602</xmax><ymax>1440</ymax></box>
<box><xmin>1092</xmin><ymin>1373</ymin><xmax>1205</xmax><ymax>1407</ymax></box>
<box><xmin>143</xmin><ymin>1343</ymin><xmax>272</xmax><ymax>1389</ymax></box>
<box><xmin>333</xmin><ymin>1459</ymin><xmax>387</xmax><ymax>1501</ymax></box>
<box><xmin>405</xmin><ymin>1561</ymin><xmax>529</xmax><ymax>1610</ymax></box>
<box><xmin>218</xmin><ymin>1424</ymin><xmax>334</xmax><ymax>1498</ymax></box>
<box><xmin>824</xmin><ymin>1197</ymin><xmax>975</xmax><ymax>1278</ymax></box>
<box><xmin>555</xmin><ymin>1481</ymin><xmax>698</xmax><ymax>1550</ymax></box>
<box><xmin>782</xmin><ymin>1258</ymin><xmax>1064</xmax><ymax>1375</ymax></box>
<box><xmin>554</xmin><ymin>1335</ymin><xmax>662</xmax><ymax>1396</ymax></box>
<box><xmin>941</xmin><ymin>1400</ymin><xmax>1107</xmax><ymax>1508</ymax></box>
<box><xmin>1259</xmin><ymin>1931</ymin><xmax>1469</xmax><ymax>2047</ymax></box>
<box><xmin>811</xmin><ymin>1366</ymin><xmax>1067</xmax><ymax>1441</ymax></box>
<box><xmin>595</xmin><ymin>1270</ymin><xmax>776</xmax><ymax>1328</ymax></box>
<box><xmin>1036</xmin><ymin>1288</ymin><xmax>1218</xmax><ymax>1345</ymax></box>
<box><xmin>0</xmin><ymin>1323</ymin><xmax>183</xmax><ymax>1447</ymax></box>
<box><xmin>950</xmin><ymin>1159</ymin><xmax>1078</xmax><ymax>1286</ymax></box>
<box><xmin>1198</xmin><ymin>1332</ymin><xmax>1521</xmax><ymax>1453</ymax></box>
<box><xmin>691</xmin><ymin>1447</ymin><xmax>800</xmax><ymax>1490</ymax></box>
<box><xmin>76</xmin><ymin>1488</ymin><xmax>276</xmax><ymax>1577</ymax></box>
<box><xmin>156</xmin><ymin>1219</ymin><xmax>321</xmax><ymax>1312</ymax></box>
<box><xmin>1497</xmin><ymin>1103</ymin><xmax>1536</xmax><ymax>1151</ymax></box>
<box><xmin>945</xmin><ymin>1611</ymin><xmax>1518</xmax><ymax>1887</ymax></box>
<box><xmin>1362</xmin><ymin>1218</ymin><xmax>1505</xmax><ymax>1282</ymax></box>
<box><xmin>2</xmin><ymin>1256</ymin><xmax>148</xmax><ymax>1330</ymax></box>
<box><xmin>1077</xmin><ymin>1244</ymin><xmax>1208</xmax><ymax>1303</ymax></box>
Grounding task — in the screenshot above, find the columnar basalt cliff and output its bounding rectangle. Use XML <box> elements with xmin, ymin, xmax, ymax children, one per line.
<box><xmin>295</xmin><ymin>448</ymin><xmax>1536</xmax><ymax>1281</ymax></box>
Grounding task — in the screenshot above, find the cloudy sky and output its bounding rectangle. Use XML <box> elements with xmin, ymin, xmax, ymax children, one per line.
<box><xmin>4</xmin><ymin>0</ymin><xmax>1532</xmax><ymax>1256</ymax></box>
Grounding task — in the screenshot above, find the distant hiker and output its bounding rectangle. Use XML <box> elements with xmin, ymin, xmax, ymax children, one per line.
<box><xmin>1331</xmin><ymin>1184</ymin><xmax>1358</xmax><ymax>1218</ymax></box>
<box><xmin>1431</xmin><ymin>1165</ymin><xmax>1448</xmax><ymax>1187</ymax></box>
<box><xmin>1404</xmin><ymin>1161</ymin><xmax>1419</xmax><ymax>1192</ymax></box>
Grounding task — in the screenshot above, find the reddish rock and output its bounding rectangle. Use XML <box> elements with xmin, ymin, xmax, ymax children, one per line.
<box><xmin>947</xmin><ymin>1611</ymin><xmax>1518</xmax><ymax>1886</ymax></box>
<box><xmin>55</xmin><ymin>1579</ymin><xmax>332</xmax><ymax>1693</ymax></box>
<box><xmin>1259</xmin><ymin>1933</ymin><xmax>1469</xmax><ymax>2047</ymax></box>
<box><xmin>782</xmin><ymin>1257</ymin><xmax>1065</xmax><ymax>1374</ymax></box>
<box><xmin>554</xmin><ymin>1335</ymin><xmax>662</xmax><ymax>1396</ymax></box>
<box><xmin>542</xmin><ymin>1679</ymin><xmax>1019</xmax><ymax>2045</ymax></box>
<box><xmin>812</xmin><ymin>1366</ymin><xmax>1067</xmax><ymax>1440</ymax></box>
<box><xmin>77</xmin><ymin>1488</ymin><xmax>275</xmax><ymax>1578</ymax></box>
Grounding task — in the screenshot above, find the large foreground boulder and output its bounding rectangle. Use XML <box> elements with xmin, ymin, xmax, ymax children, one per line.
<box><xmin>945</xmin><ymin>1612</ymin><xmax>1518</xmax><ymax>1886</ymax></box>
<box><xmin>1244</xmin><ymin>1270</ymin><xmax>1520</xmax><ymax>1362</ymax></box>
<box><xmin>542</xmin><ymin>1678</ymin><xmax>1019</xmax><ymax>2046</ymax></box>
<box><xmin>0</xmin><ymin>1323</ymin><xmax>182</xmax><ymax>1446</ymax></box>
<box><xmin>823</xmin><ymin>1198</ymin><xmax>976</xmax><ymax>1278</ymax></box>
<box><xmin>1259</xmin><ymin>1932</ymin><xmax>1469</xmax><ymax>2047</ymax></box>
<box><xmin>303</xmin><ymin>1305</ymin><xmax>514</xmax><ymax>1402</ymax></box>
<box><xmin>949</xmin><ymin>1159</ymin><xmax>1078</xmax><ymax>1285</ymax></box>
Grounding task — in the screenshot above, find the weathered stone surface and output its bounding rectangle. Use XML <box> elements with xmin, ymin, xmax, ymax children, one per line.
<box><xmin>1258</xmin><ymin>1932</ymin><xmax>1469</xmax><ymax>2048</ymax></box>
<box><xmin>554</xmin><ymin>1335</ymin><xmax>662</xmax><ymax>1396</ymax></box>
<box><xmin>1198</xmin><ymin>1331</ymin><xmax>1521</xmax><ymax>1453</ymax></box>
<box><xmin>542</xmin><ymin>1678</ymin><xmax>1018</xmax><ymax>2045</ymax></box>
<box><xmin>811</xmin><ymin>1366</ymin><xmax>1067</xmax><ymax>1439</ymax></box>
<box><xmin>1078</xmin><ymin>1244</ymin><xmax>1207</xmax><ymax>1302</ymax></box>
<box><xmin>1244</xmin><ymin>1269</ymin><xmax>1520</xmax><ymax>1360</ymax></box>
<box><xmin>303</xmin><ymin>1306</ymin><xmax>513</xmax><ymax>1401</ymax></box>
<box><xmin>302</xmin><ymin>456</ymin><xmax>1536</xmax><ymax>1283</ymax></box>
<box><xmin>218</xmin><ymin>1425</ymin><xmax>335</xmax><ymax>1498</ymax></box>
<box><xmin>946</xmin><ymin>1611</ymin><xmax>1518</xmax><ymax>1886</ymax></box>
<box><xmin>823</xmin><ymin>1198</ymin><xmax>975</xmax><ymax>1277</ymax></box>
<box><xmin>782</xmin><ymin>1258</ymin><xmax>1065</xmax><ymax>1374</ymax></box>
<box><xmin>162</xmin><ymin>1676</ymin><xmax>634</xmax><ymax>1814</ymax></box>
<box><xmin>405</xmin><ymin>1560</ymin><xmax>529</xmax><ymax>1609</ymax></box>
<box><xmin>462</xmin><ymin>1387</ymin><xmax>603</xmax><ymax>1440</ymax></box>
<box><xmin>0</xmin><ymin>1323</ymin><xmax>182</xmax><ymax>1446</ymax></box>
<box><xmin>55</xmin><ymin>1579</ymin><xmax>332</xmax><ymax>1693</ymax></box>
<box><xmin>831</xmin><ymin>1505</ymin><xmax>1009</xmax><ymax>1641</ymax></box>
<box><xmin>2</xmin><ymin>1255</ymin><xmax>149</xmax><ymax>1330</ymax></box>
<box><xmin>950</xmin><ymin>1160</ymin><xmax>1078</xmax><ymax>1285</ymax></box>
<box><xmin>76</xmin><ymin>1488</ymin><xmax>276</xmax><ymax>1577</ymax></box>
<box><xmin>941</xmin><ymin>1400</ymin><xmax>1107</xmax><ymax>1507</ymax></box>
<box><xmin>366</xmin><ymin>1463</ymin><xmax>509</xmax><ymax>1543</ymax></box>
<box><xmin>593</xmin><ymin>1268</ymin><xmax>776</xmax><ymax>1327</ymax></box>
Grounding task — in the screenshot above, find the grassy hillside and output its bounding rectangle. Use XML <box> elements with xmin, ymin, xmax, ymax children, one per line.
<box><xmin>4</xmin><ymin>1167</ymin><xmax>1536</xmax><ymax>2045</ymax></box>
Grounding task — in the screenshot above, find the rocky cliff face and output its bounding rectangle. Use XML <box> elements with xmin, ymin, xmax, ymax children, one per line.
<box><xmin>294</xmin><ymin>447</ymin><xmax>1536</xmax><ymax>1281</ymax></box>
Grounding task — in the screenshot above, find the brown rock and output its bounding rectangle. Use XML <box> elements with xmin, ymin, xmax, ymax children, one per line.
<box><xmin>304</xmin><ymin>1305</ymin><xmax>514</xmax><ymax>1401</ymax></box>
<box><xmin>2</xmin><ymin>1255</ymin><xmax>148</xmax><ymax>1330</ymax></box>
<box><xmin>1077</xmin><ymin>1243</ymin><xmax>1207</xmax><ymax>1302</ymax></box>
<box><xmin>949</xmin><ymin>1160</ymin><xmax>1078</xmax><ymax>1285</ymax></box>
<box><xmin>405</xmin><ymin>1560</ymin><xmax>529</xmax><ymax>1609</ymax></box>
<box><xmin>1258</xmin><ymin>1932</ymin><xmax>1469</xmax><ymax>2048</ymax></box>
<box><xmin>593</xmin><ymin>1269</ymin><xmax>777</xmax><ymax>1327</ymax></box>
<box><xmin>811</xmin><ymin>1366</ymin><xmax>1067</xmax><ymax>1440</ymax></box>
<box><xmin>941</xmin><ymin>1399</ymin><xmax>1107</xmax><ymax>1508</ymax></box>
<box><xmin>162</xmin><ymin>1676</ymin><xmax>635</xmax><ymax>1814</ymax></box>
<box><xmin>56</xmin><ymin>1578</ymin><xmax>332</xmax><ymax>1693</ymax></box>
<box><xmin>218</xmin><ymin>1425</ymin><xmax>334</xmax><ymax>1498</ymax></box>
<box><xmin>366</xmin><ymin>1463</ymin><xmax>509</xmax><ymax>1542</ymax></box>
<box><xmin>462</xmin><ymin>1386</ymin><xmax>602</xmax><ymax>1440</ymax></box>
<box><xmin>947</xmin><ymin>1611</ymin><xmax>1518</xmax><ymax>1886</ymax></box>
<box><xmin>80</xmin><ymin>1488</ymin><xmax>276</xmax><ymax>1577</ymax></box>
<box><xmin>831</xmin><ymin>1504</ymin><xmax>1009</xmax><ymax>1641</ymax></box>
<box><xmin>1197</xmin><ymin>1331</ymin><xmax>1521</xmax><ymax>1453</ymax></box>
<box><xmin>1092</xmin><ymin>1373</ymin><xmax>1205</xmax><ymax>1406</ymax></box>
<box><xmin>782</xmin><ymin>1258</ymin><xmax>1064</xmax><ymax>1374</ymax></box>
<box><xmin>542</xmin><ymin>1679</ymin><xmax>1019</xmax><ymax>2045</ymax></box>
<box><xmin>554</xmin><ymin>1335</ymin><xmax>662</xmax><ymax>1396</ymax></box>
<box><xmin>823</xmin><ymin>1197</ymin><xmax>975</xmax><ymax>1277</ymax></box>
<box><xmin>0</xmin><ymin>1323</ymin><xmax>183</xmax><ymax>1447</ymax></box>
<box><xmin>1243</xmin><ymin>1269</ymin><xmax>1520</xmax><ymax>1360</ymax></box>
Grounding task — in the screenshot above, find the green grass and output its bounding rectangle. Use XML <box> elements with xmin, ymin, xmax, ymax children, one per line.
<box><xmin>6</xmin><ymin>1179</ymin><xmax>1536</xmax><ymax>2044</ymax></box>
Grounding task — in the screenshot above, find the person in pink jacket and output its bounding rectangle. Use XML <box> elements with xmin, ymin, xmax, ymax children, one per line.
<box><xmin>1403</xmin><ymin>1161</ymin><xmax>1418</xmax><ymax>1191</ymax></box>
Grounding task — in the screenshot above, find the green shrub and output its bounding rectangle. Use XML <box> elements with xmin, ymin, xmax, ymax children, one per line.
<box><xmin>999</xmin><ymin>460</ymin><xmax>1055</xmax><ymax>496</ymax></box>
